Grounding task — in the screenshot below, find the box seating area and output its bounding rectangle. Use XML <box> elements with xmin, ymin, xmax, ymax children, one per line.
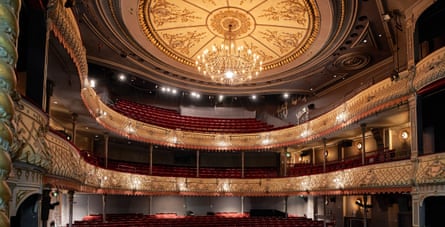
<box><xmin>71</xmin><ymin>213</ymin><xmax>324</xmax><ymax>227</ymax></box>
<box><xmin>79</xmin><ymin>150</ymin><xmax>278</xmax><ymax>178</ymax></box>
<box><xmin>110</xmin><ymin>99</ymin><xmax>274</xmax><ymax>133</ymax></box>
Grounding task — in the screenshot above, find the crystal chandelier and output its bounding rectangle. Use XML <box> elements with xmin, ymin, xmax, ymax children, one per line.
<box><xmin>196</xmin><ymin>24</ymin><xmax>263</xmax><ymax>85</ymax></box>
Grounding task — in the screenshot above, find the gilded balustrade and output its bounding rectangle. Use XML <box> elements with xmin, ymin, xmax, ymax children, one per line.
<box><xmin>43</xmin><ymin>125</ymin><xmax>438</xmax><ymax>196</ymax></box>
<box><xmin>83</xmin><ymin>74</ymin><xmax>411</xmax><ymax>150</ymax></box>
<box><xmin>414</xmin><ymin>46</ymin><xmax>445</xmax><ymax>91</ymax></box>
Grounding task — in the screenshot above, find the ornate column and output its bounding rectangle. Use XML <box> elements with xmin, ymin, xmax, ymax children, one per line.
<box><xmin>241</xmin><ymin>151</ymin><xmax>245</xmax><ymax>178</ymax></box>
<box><xmin>0</xmin><ymin>0</ymin><xmax>21</xmax><ymax>226</ymax></box>
<box><xmin>361</xmin><ymin>123</ymin><xmax>367</xmax><ymax>165</ymax></box>
<box><xmin>240</xmin><ymin>196</ymin><xmax>244</xmax><ymax>214</ymax></box>
<box><xmin>312</xmin><ymin>147</ymin><xmax>315</xmax><ymax>166</ymax></box>
<box><xmin>363</xmin><ymin>195</ymin><xmax>368</xmax><ymax>227</ymax></box>
<box><xmin>149</xmin><ymin>144</ymin><xmax>153</xmax><ymax>175</ymax></box>
<box><xmin>411</xmin><ymin>189</ymin><xmax>424</xmax><ymax>227</ymax></box>
<box><xmin>196</xmin><ymin>150</ymin><xmax>200</xmax><ymax>177</ymax></box>
<box><xmin>284</xmin><ymin>196</ymin><xmax>288</xmax><ymax>217</ymax></box>
<box><xmin>103</xmin><ymin>132</ymin><xmax>109</xmax><ymax>168</ymax></box>
<box><xmin>68</xmin><ymin>190</ymin><xmax>74</xmax><ymax>227</ymax></box>
<box><xmin>323</xmin><ymin>138</ymin><xmax>327</xmax><ymax>172</ymax></box>
<box><xmin>71</xmin><ymin>113</ymin><xmax>78</xmax><ymax>145</ymax></box>
<box><xmin>280</xmin><ymin>149</ymin><xmax>287</xmax><ymax>177</ymax></box>
<box><xmin>102</xmin><ymin>193</ymin><xmax>107</xmax><ymax>222</ymax></box>
<box><xmin>408</xmin><ymin>95</ymin><xmax>419</xmax><ymax>159</ymax></box>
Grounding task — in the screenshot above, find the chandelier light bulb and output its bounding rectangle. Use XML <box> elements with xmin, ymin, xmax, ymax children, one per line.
<box><xmin>195</xmin><ymin>22</ymin><xmax>263</xmax><ymax>85</ymax></box>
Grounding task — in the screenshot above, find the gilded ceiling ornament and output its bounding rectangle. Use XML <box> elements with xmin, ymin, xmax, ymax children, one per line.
<box><xmin>162</xmin><ymin>31</ymin><xmax>207</xmax><ymax>55</ymax></box>
<box><xmin>260</xmin><ymin>30</ymin><xmax>303</xmax><ymax>54</ymax></box>
<box><xmin>259</xmin><ymin>0</ymin><xmax>308</xmax><ymax>25</ymax></box>
<box><xmin>150</xmin><ymin>0</ymin><xmax>201</xmax><ymax>27</ymax></box>
<box><xmin>139</xmin><ymin>0</ymin><xmax>320</xmax><ymax>70</ymax></box>
<box><xmin>209</xmin><ymin>9</ymin><xmax>252</xmax><ymax>38</ymax></box>
<box><xmin>333</xmin><ymin>53</ymin><xmax>371</xmax><ymax>71</ymax></box>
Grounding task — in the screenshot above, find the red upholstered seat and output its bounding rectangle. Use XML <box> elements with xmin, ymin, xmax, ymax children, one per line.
<box><xmin>110</xmin><ymin>99</ymin><xmax>275</xmax><ymax>133</ymax></box>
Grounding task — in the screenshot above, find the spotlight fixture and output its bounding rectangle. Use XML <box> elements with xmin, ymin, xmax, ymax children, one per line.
<box><xmin>283</xmin><ymin>93</ymin><xmax>289</xmax><ymax>99</ymax></box>
<box><xmin>382</xmin><ymin>13</ymin><xmax>392</xmax><ymax>22</ymax></box>
<box><xmin>118</xmin><ymin>74</ymin><xmax>126</xmax><ymax>81</ymax></box>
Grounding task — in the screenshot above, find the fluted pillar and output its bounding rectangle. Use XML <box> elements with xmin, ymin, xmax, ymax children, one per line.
<box><xmin>0</xmin><ymin>1</ymin><xmax>21</xmax><ymax>226</ymax></box>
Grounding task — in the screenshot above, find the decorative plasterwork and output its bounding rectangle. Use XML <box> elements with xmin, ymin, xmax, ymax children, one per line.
<box><xmin>138</xmin><ymin>0</ymin><xmax>320</xmax><ymax>71</ymax></box>
<box><xmin>415</xmin><ymin>154</ymin><xmax>445</xmax><ymax>184</ymax></box>
<box><xmin>42</xmin><ymin>129</ymin><xmax>423</xmax><ymax>196</ymax></box>
<box><xmin>7</xmin><ymin>167</ymin><xmax>42</xmax><ymax>216</ymax></box>
<box><xmin>0</xmin><ymin>0</ymin><xmax>19</xmax><ymax>223</ymax></box>
<box><xmin>47</xmin><ymin>0</ymin><xmax>88</xmax><ymax>83</ymax></box>
<box><xmin>0</xmin><ymin>115</ymin><xmax>430</xmax><ymax>196</ymax></box>
<box><xmin>12</xmin><ymin>100</ymin><xmax>51</xmax><ymax>169</ymax></box>
<box><xmin>12</xmin><ymin>99</ymin><xmax>445</xmax><ymax>196</ymax></box>
<box><xmin>43</xmin><ymin>128</ymin><xmax>419</xmax><ymax>195</ymax></box>
<box><xmin>414</xmin><ymin>46</ymin><xmax>445</xmax><ymax>91</ymax></box>
<box><xmin>82</xmin><ymin>73</ymin><xmax>410</xmax><ymax>150</ymax></box>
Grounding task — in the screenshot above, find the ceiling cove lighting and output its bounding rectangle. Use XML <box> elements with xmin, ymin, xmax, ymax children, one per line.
<box><xmin>195</xmin><ymin>20</ymin><xmax>263</xmax><ymax>85</ymax></box>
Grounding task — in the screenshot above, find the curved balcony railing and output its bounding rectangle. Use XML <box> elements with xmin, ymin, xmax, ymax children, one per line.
<box><xmin>10</xmin><ymin>95</ymin><xmax>437</xmax><ymax>196</ymax></box>
<box><xmin>76</xmin><ymin>147</ymin><xmax>410</xmax><ymax>179</ymax></box>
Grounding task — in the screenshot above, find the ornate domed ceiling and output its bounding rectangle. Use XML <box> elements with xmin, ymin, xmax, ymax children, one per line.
<box><xmin>45</xmin><ymin>0</ymin><xmax>404</xmax><ymax>145</ymax></box>
<box><xmin>71</xmin><ymin>0</ymin><xmax>393</xmax><ymax>95</ymax></box>
<box><xmin>138</xmin><ymin>0</ymin><xmax>319</xmax><ymax>71</ymax></box>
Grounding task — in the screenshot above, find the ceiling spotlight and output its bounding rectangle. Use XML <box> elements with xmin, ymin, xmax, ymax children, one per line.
<box><xmin>283</xmin><ymin>93</ymin><xmax>289</xmax><ymax>99</ymax></box>
<box><xmin>191</xmin><ymin>92</ymin><xmax>200</xmax><ymax>98</ymax></box>
<box><xmin>118</xmin><ymin>74</ymin><xmax>126</xmax><ymax>81</ymax></box>
<box><xmin>382</xmin><ymin>13</ymin><xmax>392</xmax><ymax>22</ymax></box>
